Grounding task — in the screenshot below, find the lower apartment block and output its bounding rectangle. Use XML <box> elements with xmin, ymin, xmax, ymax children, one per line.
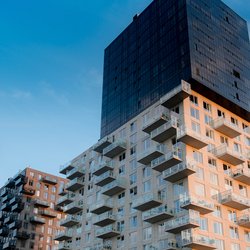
<box><xmin>0</xmin><ymin>167</ymin><xmax>68</xmax><ymax>250</ymax></box>
<box><xmin>58</xmin><ymin>81</ymin><xmax>250</xmax><ymax>250</ymax></box>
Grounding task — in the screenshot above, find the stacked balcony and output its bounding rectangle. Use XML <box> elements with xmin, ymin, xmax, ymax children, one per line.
<box><xmin>237</xmin><ymin>214</ymin><xmax>250</xmax><ymax>229</ymax></box>
<box><xmin>33</xmin><ymin>199</ymin><xmax>50</xmax><ymax>208</ymax></box>
<box><xmin>232</xmin><ymin>168</ymin><xmax>250</xmax><ymax>184</ymax></box>
<box><xmin>15</xmin><ymin>175</ymin><xmax>27</xmax><ymax>186</ymax></box>
<box><xmin>9</xmin><ymin>220</ymin><xmax>22</xmax><ymax>229</ymax></box>
<box><xmin>211</xmin><ymin>145</ymin><xmax>244</xmax><ymax>166</ymax></box>
<box><xmin>93</xmin><ymin>136</ymin><xmax>112</xmax><ymax>153</ymax></box>
<box><xmin>142</xmin><ymin>205</ymin><xmax>174</xmax><ymax>223</ymax></box>
<box><xmin>2</xmin><ymin>193</ymin><xmax>14</xmax><ymax>203</ymax></box>
<box><xmin>30</xmin><ymin>216</ymin><xmax>46</xmax><ymax>224</ymax></box>
<box><xmin>9</xmin><ymin>195</ymin><xmax>22</xmax><ymax>206</ymax></box>
<box><xmin>211</xmin><ymin>117</ymin><xmax>241</xmax><ymax>138</ymax></box>
<box><xmin>142</xmin><ymin>112</ymin><xmax>168</xmax><ymax>134</ymax></box>
<box><xmin>93</xmin><ymin>160</ymin><xmax>115</xmax><ymax>176</ymax></box>
<box><xmin>177</xmin><ymin>126</ymin><xmax>208</xmax><ymax>149</ymax></box>
<box><xmin>150</xmin><ymin>116</ymin><xmax>178</xmax><ymax>142</ymax></box>
<box><xmin>151</xmin><ymin>147</ymin><xmax>182</xmax><ymax>172</ymax></box>
<box><xmin>65</xmin><ymin>177</ymin><xmax>84</xmax><ymax>192</ymax></box>
<box><xmin>63</xmin><ymin>200</ymin><xmax>84</xmax><ymax>214</ymax></box>
<box><xmin>96</xmin><ymin>224</ymin><xmax>120</xmax><ymax>239</ymax></box>
<box><xmin>57</xmin><ymin>193</ymin><xmax>75</xmax><ymax>206</ymax></box>
<box><xmin>22</xmin><ymin>187</ymin><xmax>35</xmax><ymax>195</ymax></box>
<box><xmin>13</xmin><ymin>229</ymin><xmax>30</xmax><ymax>240</ymax></box>
<box><xmin>39</xmin><ymin>209</ymin><xmax>57</xmax><ymax>218</ymax></box>
<box><xmin>0</xmin><ymin>187</ymin><xmax>11</xmax><ymax>197</ymax></box>
<box><xmin>58</xmin><ymin>242</ymin><xmax>72</xmax><ymax>250</ymax></box>
<box><xmin>58</xmin><ymin>186</ymin><xmax>68</xmax><ymax>196</ymax></box>
<box><xmin>54</xmin><ymin>230</ymin><xmax>73</xmax><ymax>241</ymax></box>
<box><xmin>66</xmin><ymin>167</ymin><xmax>85</xmax><ymax>180</ymax></box>
<box><xmin>5</xmin><ymin>178</ymin><xmax>15</xmax><ymax>188</ymax></box>
<box><xmin>133</xmin><ymin>193</ymin><xmax>164</xmax><ymax>211</ymax></box>
<box><xmin>165</xmin><ymin>210</ymin><xmax>200</xmax><ymax>233</ymax></box>
<box><xmin>181</xmin><ymin>229</ymin><xmax>216</xmax><ymax>250</ymax></box>
<box><xmin>90</xmin><ymin>199</ymin><xmax>113</xmax><ymax>214</ymax></box>
<box><xmin>60</xmin><ymin>215</ymin><xmax>81</xmax><ymax>227</ymax></box>
<box><xmin>103</xmin><ymin>140</ymin><xmax>126</xmax><ymax>158</ymax></box>
<box><xmin>2</xmin><ymin>239</ymin><xmax>16</xmax><ymax>249</ymax></box>
<box><xmin>163</xmin><ymin>161</ymin><xmax>196</xmax><ymax>182</ymax></box>
<box><xmin>152</xmin><ymin>239</ymin><xmax>179</xmax><ymax>250</ymax></box>
<box><xmin>0</xmin><ymin>227</ymin><xmax>9</xmax><ymax>236</ymax></box>
<box><xmin>4</xmin><ymin>214</ymin><xmax>17</xmax><ymax>224</ymax></box>
<box><xmin>160</xmin><ymin>80</ymin><xmax>191</xmax><ymax>108</ymax></box>
<box><xmin>138</xmin><ymin>144</ymin><xmax>165</xmax><ymax>165</ymax></box>
<box><xmin>60</xmin><ymin>161</ymin><xmax>74</xmax><ymax>175</ymax></box>
<box><xmin>94</xmin><ymin>171</ymin><xmax>116</xmax><ymax>187</ymax></box>
<box><xmin>217</xmin><ymin>190</ymin><xmax>250</xmax><ymax>210</ymax></box>
<box><xmin>2</xmin><ymin>202</ymin><xmax>11</xmax><ymax>212</ymax></box>
<box><xmin>180</xmin><ymin>195</ymin><xmax>214</xmax><ymax>214</ymax></box>
<box><xmin>93</xmin><ymin>211</ymin><xmax>116</xmax><ymax>227</ymax></box>
<box><xmin>102</xmin><ymin>178</ymin><xmax>126</xmax><ymax>196</ymax></box>
<box><xmin>11</xmin><ymin>202</ymin><xmax>24</xmax><ymax>212</ymax></box>
<box><xmin>41</xmin><ymin>176</ymin><xmax>58</xmax><ymax>185</ymax></box>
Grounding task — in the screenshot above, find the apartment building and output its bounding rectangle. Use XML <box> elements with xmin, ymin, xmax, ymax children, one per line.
<box><xmin>57</xmin><ymin>0</ymin><xmax>249</xmax><ymax>249</ymax></box>
<box><xmin>0</xmin><ymin>167</ymin><xmax>68</xmax><ymax>250</ymax></box>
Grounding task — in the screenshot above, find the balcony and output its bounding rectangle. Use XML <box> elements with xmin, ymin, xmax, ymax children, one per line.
<box><xmin>58</xmin><ymin>242</ymin><xmax>72</xmax><ymax>250</ymax></box>
<box><xmin>58</xmin><ymin>186</ymin><xmax>68</xmax><ymax>196</ymax></box>
<box><xmin>93</xmin><ymin>211</ymin><xmax>116</xmax><ymax>227</ymax></box>
<box><xmin>9</xmin><ymin>220</ymin><xmax>22</xmax><ymax>229</ymax></box>
<box><xmin>211</xmin><ymin>145</ymin><xmax>244</xmax><ymax>166</ymax></box>
<box><xmin>93</xmin><ymin>160</ymin><xmax>115</xmax><ymax>176</ymax></box>
<box><xmin>57</xmin><ymin>193</ymin><xmax>75</xmax><ymax>206</ymax></box>
<box><xmin>93</xmin><ymin>136</ymin><xmax>112</xmax><ymax>153</ymax></box>
<box><xmin>15</xmin><ymin>175</ymin><xmax>27</xmax><ymax>186</ymax></box>
<box><xmin>94</xmin><ymin>171</ymin><xmax>116</xmax><ymax>187</ymax></box>
<box><xmin>150</xmin><ymin>116</ymin><xmax>178</xmax><ymax>142</ymax></box>
<box><xmin>211</xmin><ymin>117</ymin><xmax>241</xmax><ymax>138</ymax></box>
<box><xmin>90</xmin><ymin>199</ymin><xmax>113</xmax><ymax>214</ymax></box>
<box><xmin>66</xmin><ymin>167</ymin><xmax>85</xmax><ymax>180</ymax></box>
<box><xmin>30</xmin><ymin>216</ymin><xmax>46</xmax><ymax>224</ymax></box>
<box><xmin>33</xmin><ymin>199</ymin><xmax>50</xmax><ymax>208</ymax></box>
<box><xmin>2</xmin><ymin>202</ymin><xmax>11</xmax><ymax>211</ymax></box>
<box><xmin>133</xmin><ymin>193</ymin><xmax>164</xmax><ymax>211</ymax></box>
<box><xmin>232</xmin><ymin>168</ymin><xmax>250</xmax><ymax>185</ymax></box>
<box><xmin>102</xmin><ymin>178</ymin><xmax>126</xmax><ymax>196</ymax></box>
<box><xmin>138</xmin><ymin>144</ymin><xmax>165</xmax><ymax>165</ymax></box>
<box><xmin>103</xmin><ymin>140</ymin><xmax>127</xmax><ymax>158</ymax></box>
<box><xmin>41</xmin><ymin>176</ymin><xmax>58</xmax><ymax>185</ymax></box>
<box><xmin>60</xmin><ymin>215</ymin><xmax>81</xmax><ymax>227</ymax></box>
<box><xmin>181</xmin><ymin>229</ymin><xmax>216</xmax><ymax>250</ymax></box>
<box><xmin>13</xmin><ymin>230</ymin><xmax>30</xmax><ymax>240</ymax></box>
<box><xmin>3</xmin><ymin>239</ymin><xmax>16</xmax><ymax>249</ymax></box>
<box><xmin>161</xmin><ymin>80</ymin><xmax>191</xmax><ymax>108</ymax></box>
<box><xmin>177</xmin><ymin>126</ymin><xmax>208</xmax><ymax>149</ymax></box>
<box><xmin>4</xmin><ymin>214</ymin><xmax>17</xmax><ymax>224</ymax></box>
<box><xmin>65</xmin><ymin>177</ymin><xmax>84</xmax><ymax>192</ymax></box>
<box><xmin>142</xmin><ymin>112</ymin><xmax>168</xmax><ymax>134</ymax></box>
<box><xmin>142</xmin><ymin>205</ymin><xmax>174</xmax><ymax>223</ymax></box>
<box><xmin>39</xmin><ymin>209</ymin><xmax>57</xmax><ymax>218</ymax></box>
<box><xmin>0</xmin><ymin>187</ymin><xmax>11</xmax><ymax>197</ymax></box>
<box><xmin>9</xmin><ymin>195</ymin><xmax>22</xmax><ymax>205</ymax></box>
<box><xmin>11</xmin><ymin>202</ymin><xmax>24</xmax><ymax>212</ymax></box>
<box><xmin>163</xmin><ymin>161</ymin><xmax>196</xmax><ymax>182</ymax></box>
<box><xmin>0</xmin><ymin>227</ymin><xmax>9</xmax><ymax>236</ymax></box>
<box><xmin>165</xmin><ymin>210</ymin><xmax>200</xmax><ymax>234</ymax></box>
<box><xmin>63</xmin><ymin>200</ymin><xmax>84</xmax><ymax>214</ymax></box>
<box><xmin>5</xmin><ymin>178</ymin><xmax>15</xmax><ymax>188</ymax></box>
<box><xmin>217</xmin><ymin>190</ymin><xmax>250</xmax><ymax>210</ymax></box>
<box><xmin>151</xmin><ymin>147</ymin><xmax>182</xmax><ymax>172</ymax></box>
<box><xmin>0</xmin><ymin>211</ymin><xmax>7</xmax><ymax>221</ymax></box>
<box><xmin>54</xmin><ymin>230</ymin><xmax>73</xmax><ymax>241</ymax></box>
<box><xmin>60</xmin><ymin>161</ymin><xmax>74</xmax><ymax>175</ymax></box>
<box><xmin>237</xmin><ymin>214</ymin><xmax>250</xmax><ymax>229</ymax></box>
<box><xmin>22</xmin><ymin>187</ymin><xmax>35</xmax><ymax>196</ymax></box>
<box><xmin>2</xmin><ymin>193</ymin><xmax>14</xmax><ymax>203</ymax></box>
<box><xmin>180</xmin><ymin>195</ymin><xmax>214</xmax><ymax>214</ymax></box>
<box><xmin>96</xmin><ymin>224</ymin><xmax>120</xmax><ymax>239</ymax></box>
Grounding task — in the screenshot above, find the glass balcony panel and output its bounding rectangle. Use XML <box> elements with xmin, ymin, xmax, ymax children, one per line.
<box><xmin>232</xmin><ymin>168</ymin><xmax>250</xmax><ymax>184</ymax></box>
<box><xmin>93</xmin><ymin>211</ymin><xmax>116</xmax><ymax>227</ymax></box>
<box><xmin>94</xmin><ymin>170</ymin><xmax>116</xmax><ymax>187</ymax></box>
<box><xmin>96</xmin><ymin>224</ymin><xmax>120</xmax><ymax>239</ymax></box>
<box><xmin>102</xmin><ymin>178</ymin><xmax>126</xmax><ymax>196</ymax></box>
<box><xmin>66</xmin><ymin>167</ymin><xmax>85</xmax><ymax>180</ymax></box>
<box><xmin>65</xmin><ymin>177</ymin><xmax>84</xmax><ymax>192</ymax></box>
<box><xmin>90</xmin><ymin>199</ymin><xmax>113</xmax><ymax>214</ymax></box>
<box><xmin>93</xmin><ymin>136</ymin><xmax>112</xmax><ymax>153</ymax></box>
<box><xmin>92</xmin><ymin>160</ymin><xmax>115</xmax><ymax>176</ymax></box>
<box><xmin>103</xmin><ymin>140</ymin><xmax>127</xmax><ymax>158</ymax></box>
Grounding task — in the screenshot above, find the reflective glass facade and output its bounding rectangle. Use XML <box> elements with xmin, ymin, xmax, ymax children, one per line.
<box><xmin>101</xmin><ymin>0</ymin><xmax>250</xmax><ymax>137</ymax></box>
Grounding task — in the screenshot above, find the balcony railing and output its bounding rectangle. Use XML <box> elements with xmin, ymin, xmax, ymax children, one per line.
<box><xmin>94</xmin><ymin>170</ymin><xmax>116</xmax><ymax>187</ymax></box>
<box><xmin>165</xmin><ymin>210</ymin><xmax>200</xmax><ymax>233</ymax></box>
<box><xmin>60</xmin><ymin>161</ymin><xmax>74</xmax><ymax>175</ymax></box>
<box><xmin>63</xmin><ymin>200</ymin><xmax>84</xmax><ymax>214</ymax></box>
<box><xmin>102</xmin><ymin>178</ymin><xmax>127</xmax><ymax>196</ymax></box>
<box><xmin>150</xmin><ymin>116</ymin><xmax>178</xmax><ymax>142</ymax></box>
<box><xmin>180</xmin><ymin>195</ymin><xmax>214</xmax><ymax>214</ymax></box>
<box><xmin>90</xmin><ymin>199</ymin><xmax>113</xmax><ymax>214</ymax></box>
<box><xmin>103</xmin><ymin>140</ymin><xmax>127</xmax><ymax>158</ymax></box>
<box><xmin>33</xmin><ymin>199</ymin><xmax>50</xmax><ymax>207</ymax></box>
<box><xmin>237</xmin><ymin>214</ymin><xmax>250</xmax><ymax>229</ymax></box>
<box><xmin>93</xmin><ymin>211</ymin><xmax>116</xmax><ymax>227</ymax></box>
<box><xmin>133</xmin><ymin>192</ymin><xmax>165</xmax><ymax>211</ymax></box>
<box><xmin>163</xmin><ymin>161</ymin><xmax>196</xmax><ymax>182</ymax></box>
<box><xmin>96</xmin><ymin>224</ymin><xmax>121</xmax><ymax>239</ymax></box>
<box><xmin>58</xmin><ymin>242</ymin><xmax>72</xmax><ymax>250</ymax></box>
<box><xmin>211</xmin><ymin>144</ymin><xmax>245</xmax><ymax>166</ymax></box>
<box><xmin>39</xmin><ymin>209</ymin><xmax>57</xmax><ymax>218</ymax></box>
<box><xmin>181</xmin><ymin>229</ymin><xmax>216</xmax><ymax>249</ymax></box>
<box><xmin>215</xmin><ymin>190</ymin><xmax>250</xmax><ymax>210</ymax></box>
<box><xmin>151</xmin><ymin>146</ymin><xmax>182</xmax><ymax>172</ymax></box>
<box><xmin>54</xmin><ymin>230</ymin><xmax>73</xmax><ymax>241</ymax></box>
<box><xmin>65</xmin><ymin>177</ymin><xmax>84</xmax><ymax>192</ymax></box>
<box><xmin>142</xmin><ymin>112</ymin><xmax>168</xmax><ymax>134</ymax></box>
<box><xmin>41</xmin><ymin>176</ymin><xmax>58</xmax><ymax>185</ymax></box>
<box><xmin>142</xmin><ymin>204</ymin><xmax>173</xmax><ymax>223</ymax></box>
<box><xmin>30</xmin><ymin>216</ymin><xmax>46</xmax><ymax>224</ymax></box>
<box><xmin>177</xmin><ymin>126</ymin><xmax>208</xmax><ymax>149</ymax></box>
<box><xmin>93</xmin><ymin>160</ymin><xmax>116</xmax><ymax>176</ymax></box>
<box><xmin>93</xmin><ymin>136</ymin><xmax>112</xmax><ymax>153</ymax></box>
<box><xmin>66</xmin><ymin>167</ymin><xmax>85</xmax><ymax>180</ymax></box>
<box><xmin>160</xmin><ymin>80</ymin><xmax>191</xmax><ymax>108</ymax></box>
<box><xmin>60</xmin><ymin>215</ymin><xmax>81</xmax><ymax>227</ymax></box>
<box><xmin>138</xmin><ymin>144</ymin><xmax>166</xmax><ymax>165</ymax></box>
<box><xmin>232</xmin><ymin>168</ymin><xmax>250</xmax><ymax>184</ymax></box>
<box><xmin>57</xmin><ymin>193</ymin><xmax>75</xmax><ymax>206</ymax></box>
<box><xmin>211</xmin><ymin>117</ymin><xmax>241</xmax><ymax>138</ymax></box>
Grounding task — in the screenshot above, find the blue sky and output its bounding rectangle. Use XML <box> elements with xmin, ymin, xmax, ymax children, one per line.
<box><xmin>0</xmin><ymin>0</ymin><xmax>249</xmax><ymax>186</ymax></box>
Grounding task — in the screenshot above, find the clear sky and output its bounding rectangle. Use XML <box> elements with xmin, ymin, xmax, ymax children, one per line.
<box><xmin>0</xmin><ymin>0</ymin><xmax>249</xmax><ymax>186</ymax></box>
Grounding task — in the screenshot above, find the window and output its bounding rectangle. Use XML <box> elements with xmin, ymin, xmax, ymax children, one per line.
<box><xmin>213</xmin><ymin>206</ymin><xmax>222</xmax><ymax>218</ymax></box>
<box><xmin>193</xmin><ymin>151</ymin><xmax>203</xmax><ymax>163</ymax></box>
<box><xmin>231</xmin><ymin>243</ymin><xmax>240</xmax><ymax>250</ymax></box>
<box><xmin>203</xmin><ymin>101</ymin><xmax>212</xmax><ymax>112</ymax></box>
<box><xmin>233</xmin><ymin>69</ymin><xmax>241</xmax><ymax>79</ymax></box>
<box><xmin>143</xmin><ymin>180</ymin><xmax>151</xmax><ymax>193</ymax></box>
<box><xmin>206</xmin><ymin>129</ymin><xmax>214</xmax><ymax>139</ymax></box>
<box><xmin>239</xmin><ymin>184</ymin><xmax>247</xmax><ymax>196</ymax></box>
<box><xmin>29</xmin><ymin>180</ymin><xmax>33</xmax><ymax>186</ymax></box>
<box><xmin>130</xmin><ymin>173</ymin><xmax>137</xmax><ymax>185</ymax></box>
<box><xmin>130</xmin><ymin>216</ymin><xmax>137</xmax><ymax>228</ymax></box>
<box><xmin>210</xmin><ymin>172</ymin><xmax>219</xmax><ymax>185</ymax></box>
<box><xmin>204</xmin><ymin>114</ymin><xmax>212</xmax><ymax>124</ymax></box>
<box><xmin>245</xmin><ymin>231</ymin><xmax>250</xmax><ymax>242</ymax></box>
<box><xmin>119</xmin><ymin>153</ymin><xmax>126</xmax><ymax>162</ymax></box>
<box><xmin>195</xmin><ymin>167</ymin><xmax>204</xmax><ymax>180</ymax></box>
<box><xmin>130</xmin><ymin>146</ymin><xmax>136</xmax><ymax>156</ymax></box>
<box><xmin>130</xmin><ymin>231</ymin><xmax>137</xmax><ymax>244</ymax></box>
<box><xmin>190</xmin><ymin>95</ymin><xmax>198</xmax><ymax>105</ymax></box>
<box><xmin>215</xmin><ymin>239</ymin><xmax>224</xmax><ymax>250</ymax></box>
<box><xmin>191</xmin><ymin>121</ymin><xmax>200</xmax><ymax>133</ymax></box>
<box><xmin>190</xmin><ymin>107</ymin><xmax>200</xmax><ymax>119</ymax></box>
<box><xmin>208</xmin><ymin>157</ymin><xmax>217</xmax><ymax>169</ymax></box>
<box><xmin>117</xmin><ymin>221</ymin><xmax>125</xmax><ymax>232</ymax></box>
<box><xmin>213</xmin><ymin>221</ymin><xmax>223</xmax><ymax>235</ymax></box>
<box><xmin>143</xmin><ymin>167</ymin><xmax>151</xmax><ymax>178</ymax></box>
<box><xmin>233</xmin><ymin>143</ymin><xmax>241</xmax><ymax>153</ymax></box>
<box><xmin>119</xmin><ymin>165</ymin><xmax>125</xmax><ymax>175</ymax></box>
<box><xmin>143</xmin><ymin>227</ymin><xmax>152</xmax><ymax>240</ymax></box>
<box><xmin>195</xmin><ymin>183</ymin><xmax>205</xmax><ymax>196</ymax></box>
<box><xmin>200</xmin><ymin>217</ymin><xmax>208</xmax><ymax>231</ymax></box>
<box><xmin>30</xmin><ymin>171</ymin><xmax>34</xmax><ymax>177</ymax></box>
<box><xmin>228</xmin><ymin>210</ymin><xmax>236</xmax><ymax>222</ymax></box>
<box><xmin>223</xmin><ymin>164</ymin><xmax>231</xmax><ymax>175</ymax></box>
<box><xmin>220</xmin><ymin>136</ymin><xmax>228</xmax><ymax>146</ymax></box>
<box><xmin>225</xmin><ymin>179</ymin><xmax>233</xmax><ymax>190</ymax></box>
<box><xmin>119</xmin><ymin>128</ymin><xmax>126</xmax><ymax>138</ymax></box>
<box><xmin>173</xmin><ymin>182</ymin><xmax>184</xmax><ymax>196</ymax></box>
<box><xmin>130</xmin><ymin>121</ymin><xmax>137</xmax><ymax>133</ymax></box>
<box><xmin>130</xmin><ymin>134</ymin><xmax>137</xmax><ymax>145</ymax></box>
<box><xmin>217</xmin><ymin>109</ymin><xmax>225</xmax><ymax>117</ymax></box>
<box><xmin>229</xmin><ymin>226</ymin><xmax>239</xmax><ymax>239</ymax></box>
<box><xmin>130</xmin><ymin>159</ymin><xmax>137</xmax><ymax>171</ymax></box>
<box><xmin>231</xmin><ymin>117</ymin><xmax>238</xmax><ymax>126</ymax></box>
<box><xmin>130</xmin><ymin>187</ymin><xmax>137</xmax><ymax>197</ymax></box>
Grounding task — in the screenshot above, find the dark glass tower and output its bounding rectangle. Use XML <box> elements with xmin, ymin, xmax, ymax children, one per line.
<box><xmin>101</xmin><ymin>0</ymin><xmax>250</xmax><ymax>137</ymax></box>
